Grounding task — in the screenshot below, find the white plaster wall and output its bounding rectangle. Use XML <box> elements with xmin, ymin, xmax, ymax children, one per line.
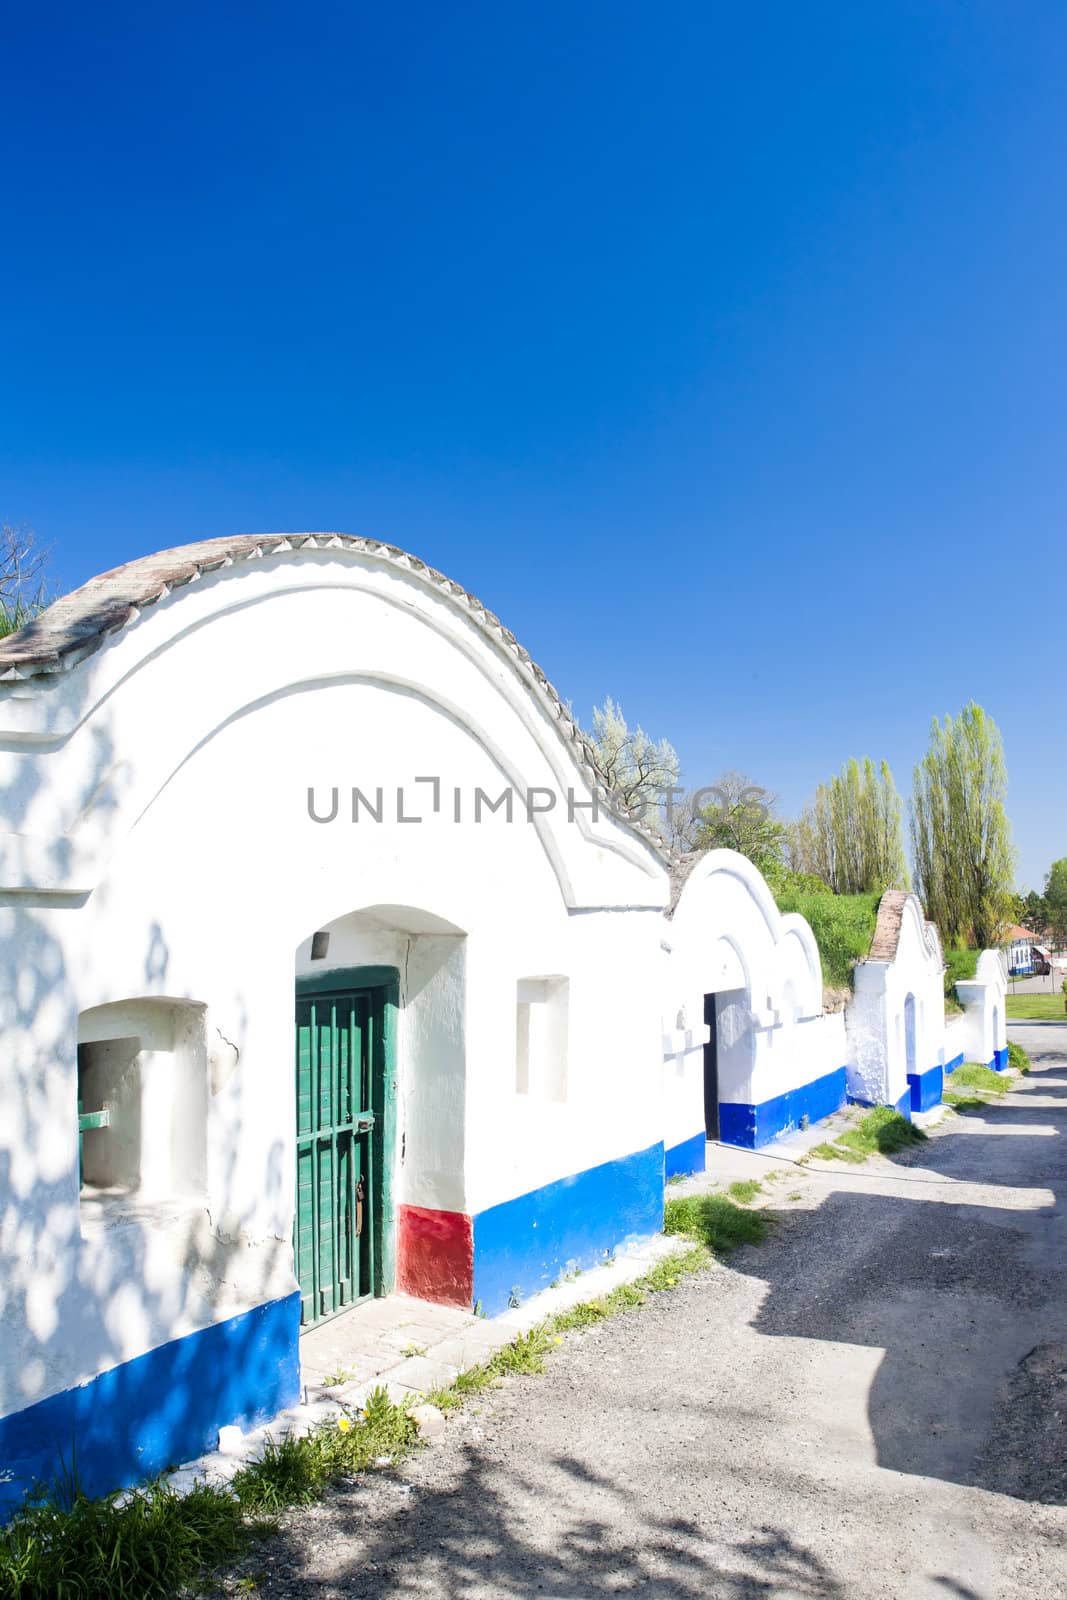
<box><xmin>0</xmin><ymin>548</ymin><xmax>670</xmax><ymax>1418</ymax></box>
<box><xmin>663</xmin><ymin>852</ymin><xmax>834</xmax><ymax>1140</ymax></box>
<box><xmin>845</xmin><ymin>896</ymin><xmax>946</xmax><ymax>1108</ymax></box>
<box><xmin>954</xmin><ymin>949</ymin><xmax>1008</xmax><ymax>1064</ymax></box>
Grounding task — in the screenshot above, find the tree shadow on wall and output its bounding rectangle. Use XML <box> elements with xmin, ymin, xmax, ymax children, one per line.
<box><xmin>0</xmin><ymin>706</ymin><xmax>291</xmax><ymax>1512</ymax></box>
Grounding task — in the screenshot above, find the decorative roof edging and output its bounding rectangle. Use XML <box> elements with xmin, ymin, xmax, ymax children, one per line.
<box><xmin>0</xmin><ymin>532</ymin><xmax>671</xmax><ymax>860</ymax></box>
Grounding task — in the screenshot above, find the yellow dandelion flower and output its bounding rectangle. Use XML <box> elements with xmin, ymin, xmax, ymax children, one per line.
<box><xmin>337</xmin><ymin>1415</ymin><xmax>352</xmax><ymax>1433</ymax></box>
<box><xmin>553</xmin><ymin>1336</ymin><xmax>563</xmax><ymax>1344</ymax></box>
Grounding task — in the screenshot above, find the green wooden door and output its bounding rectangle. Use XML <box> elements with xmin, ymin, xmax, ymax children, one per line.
<box><xmin>295</xmin><ymin>986</ymin><xmax>380</xmax><ymax>1325</ymax></box>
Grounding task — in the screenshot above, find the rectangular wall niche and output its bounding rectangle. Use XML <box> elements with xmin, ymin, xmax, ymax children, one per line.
<box><xmin>77</xmin><ymin>999</ymin><xmax>208</xmax><ymax>1215</ymax></box>
<box><xmin>515</xmin><ymin>977</ymin><xmax>569</xmax><ymax>1102</ymax></box>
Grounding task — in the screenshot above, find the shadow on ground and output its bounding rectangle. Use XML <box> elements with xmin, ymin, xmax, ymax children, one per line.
<box><xmin>227</xmin><ymin>1446</ymin><xmax>851</xmax><ymax>1599</ymax></box>
<box><xmin>738</xmin><ymin>1044</ymin><xmax>1065</xmax><ymax>1504</ymax></box>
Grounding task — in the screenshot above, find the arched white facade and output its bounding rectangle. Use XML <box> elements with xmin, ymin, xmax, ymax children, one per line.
<box><xmin>0</xmin><ymin>533</ymin><xmax>863</xmax><ymax>1509</ymax></box>
<box><xmin>845</xmin><ymin>892</ymin><xmax>948</xmax><ymax>1115</ymax></box>
<box><xmin>663</xmin><ymin>851</ymin><xmax>848</xmax><ymax>1162</ymax></box>
<box><xmin>0</xmin><ymin>536</ymin><xmax>670</xmax><ymax>1510</ymax></box>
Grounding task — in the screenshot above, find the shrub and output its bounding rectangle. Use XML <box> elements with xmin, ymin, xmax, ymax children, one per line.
<box><xmin>772</xmin><ymin>890</ymin><xmax>880</xmax><ymax>988</ymax></box>
<box><xmin>943</xmin><ymin>947</ymin><xmax>979</xmax><ymax>1002</ymax></box>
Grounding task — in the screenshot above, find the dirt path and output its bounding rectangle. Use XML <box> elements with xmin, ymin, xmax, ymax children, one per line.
<box><xmin>220</xmin><ymin>1025</ymin><xmax>1067</xmax><ymax>1599</ymax></box>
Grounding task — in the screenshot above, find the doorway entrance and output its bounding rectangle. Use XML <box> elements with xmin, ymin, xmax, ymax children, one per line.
<box><xmin>294</xmin><ymin>971</ymin><xmax>392</xmax><ymax>1326</ymax></box>
<box><xmin>703</xmin><ymin>992</ymin><xmax>719</xmax><ymax>1140</ymax></box>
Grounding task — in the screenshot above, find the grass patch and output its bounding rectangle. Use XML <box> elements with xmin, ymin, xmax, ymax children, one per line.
<box><xmin>727</xmin><ymin>1178</ymin><xmax>764</xmax><ymax>1204</ymax></box>
<box><xmin>0</xmin><ymin>1477</ymin><xmax>252</xmax><ymax>1600</ymax></box>
<box><xmin>231</xmin><ymin>1387</ymin><xmax>418</xmax><ymax>1515</ymax></box>
<box><xmin>0</xmin><ymin>1388</ymin><xmax>419</xmax><ymax>1599</ymax></box>
<box><xmin>946</xmin><ymin>1062</ymin><xmax>1009</xmax><ymax>1095</ymax></box>
<box><xmin>807</xmin><ymin>1138</ymin><xmax>865</xmax><ymax>1164</ymax></box>
<box><xmin>806</xmin><ymin>1106</ymin><xmax>927</xmax><ymax>1165</ymax></box>
<box><xmin>1008</xmin><ymin>1040</ymin><xmax>1031</xmax><ymax>1075</ymax></box>
<box><xmin>942</xmin><ymin>1060</ymin><xmax>1013</xmax><ymax>1114</ymax></box>
<box><xmin>664</xmin><ymin>1193</ymin><xmax>769</xmax><ymax>1250</ymax></box>
<box><xmin>942</xmin><ymin>1092</ymin><xmax>990</xmax><ymax>1113</ymax></box>
<box><xmin>1006</xmin><ymin>993</ymin><xmax>1065</xmax><ymax>1021</ymax></box>
<box><xmin>771</xmin><ymin>890</ymin><xmax>880</xmax><ymax>988</ymax></box>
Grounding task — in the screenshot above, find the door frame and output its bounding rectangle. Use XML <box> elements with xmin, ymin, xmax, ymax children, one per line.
<box><xmin>295</xmin><ymin>965</ymin><xmax>399</xmax><ymax>1313</ymax></box>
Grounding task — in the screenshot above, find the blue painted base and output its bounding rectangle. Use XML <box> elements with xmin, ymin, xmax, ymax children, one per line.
<box><xmin>0</xmin><ymin>1293</ymin><xmax>301</xmax><ymax>1517</ymax></box>
<box><xmin>665</xmin><ymin>1130</ymin><xmax>706</xmax><ymax>1179</ymax></box>
<box><xmin>992</xmin><ymin>1046</ymin><xmax>1009</xmax><ymax>1072</ymax></box>
<box><xmin>718</xmin><ymin>1066</ymin><xmax>847</xmax><ymax>1150</ymax></box>
<box><xmin>893</xmin><ymin>1088</ymin><xmax>913</xmax><ymax>1120</ymax></box>
<box><xmin>472</xmin><ymin>1143</ymin><xmax>664</xmax><ymax>1317</ymax></box>
<box><xmin>907</xmin><ymin>1063</ymin><xmax>943</xmax><ymax>1114</ymax></box>
<box><xmin>943</xmin><ymin>1053</ymin><xmax>964</xmax><ymax>1076</ymax></box>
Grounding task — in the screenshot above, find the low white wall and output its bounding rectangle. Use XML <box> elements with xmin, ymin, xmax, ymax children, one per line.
<box><xmin>952</xmin><ymin>950</ymin><xmax>1008</xmax><ymax>1066</ymax></box>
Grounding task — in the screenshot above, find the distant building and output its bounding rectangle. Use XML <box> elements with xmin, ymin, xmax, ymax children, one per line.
<box><xmin>1003</xmin><ymin>926</ymin><xmax>1047</xmax><ymax>975</ymax></box>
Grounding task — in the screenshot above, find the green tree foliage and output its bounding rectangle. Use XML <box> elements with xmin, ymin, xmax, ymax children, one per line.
<box><xmin>589</xmin><ymin>696</ymin><xmax>679</xmax><ymax>826</ymax></box>
<box><xmin>793</xmin><ymin>757</ymin><xmax>908</xmax><ymax>894</ymax></box>
<box><xmin>693</xmin><ymin>771</ymin><xmax>788</xmax><ymax>872</ymax></box>
<box><xmin>1044</xmin><ymin>858</ymin><xmax>1067</xmax><ymax>942</ymax></box>
<box><xmin>1019</xmin><ymin>888</ymin><xmax>1049</xmax><ymax>934</ymax></box>
<box><xmin>910</xmin><ymin>702</ymin><xmax>1014</xmax><ymax>949</ymax></box>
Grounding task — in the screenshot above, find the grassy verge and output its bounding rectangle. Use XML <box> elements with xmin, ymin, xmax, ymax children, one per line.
<box><xmin>1006</xmin><ymin>994</ymin><xmax>1065</xmax><ymax>1021</ymax></box>
<box><xmin>1</xmin><ymin>1220</ymin><xmax>765</xmax><ymax>1599</ymax></box>
<box><xmin>0</xmin><ymin>1387</ymin><xmax>417</xmax><ymax>1600</ymax></box>
<box><xmin>943</xmin><ymin>1059</ymin><xmax>1016</xmax><ymax>1113</ymax></box>
<box><xmin>804</xmin><ymin>1106</ymin><xmax>927</xmax><ymax>1165</ymax></box>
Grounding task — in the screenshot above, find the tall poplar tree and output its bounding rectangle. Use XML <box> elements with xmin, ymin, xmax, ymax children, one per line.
<box><xmin>910</xmin><ymin>702</ymin><xmax>1014</xmax><ymax>948</ymax></box>
<box><xmin>794</xmin><ymin>757</ymin><xmax>907</xmax><ymax>894</ymax></box>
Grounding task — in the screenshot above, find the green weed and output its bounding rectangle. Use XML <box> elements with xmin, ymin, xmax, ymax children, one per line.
<box><xmin>321</xmin><ymin>1366</ymin><xmax>357</xmax><ymax>1387</ymax></box>
<box><xmin>1007</xmin><ymin>1040</ymin><xmax>1031</xmax><ymax>1075</ymax></box>
<box><xmin>727</xmin><ymin>1179</ymin><xmax>764</xmax><ymax>1204</ymax></box>
<box><xmin>947</xmin><ymin>1062</ymin><xmax>1009</xmax><ymax>1095</ymax></box>
<box><xmin>943</xmin><ymin>1092</ymin><xmax>989</xmax><ymax>1113</ymax></box>
<box><xmin>0</xmin><ymin>1478</ymin><xmax>250</xmax><ymax>1600</ymax></box>
<box><xmin>231</xmin><ymin>1387</ymin><xmax>418</xmax><ymax>1514</ymax></box>
<box><xmin>663</xmin><ymin>1194</ymin><xmax>769</xmax><ymax>1251</ymax></box>
<box><xmin>806</xmin><ymin>1107</ymin><xmax>926</xmax><ymax>1164</ymax></box>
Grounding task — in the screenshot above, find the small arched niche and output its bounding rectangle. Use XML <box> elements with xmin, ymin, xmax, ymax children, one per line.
<box><xmin>77</xmin><ymin>998</ymin><xmax>209</xmax><ymax>1222</ymax></box>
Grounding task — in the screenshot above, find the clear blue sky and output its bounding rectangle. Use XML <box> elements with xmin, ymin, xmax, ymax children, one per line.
<box><xmin>2</xmin><ymin>3</ymin><xmax>1063</xmax><ymax>889</ymax></box>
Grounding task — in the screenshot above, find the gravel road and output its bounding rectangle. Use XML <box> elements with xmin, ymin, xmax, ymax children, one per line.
<box><xmin>218</xmin><ymin>1024</ymin><xmax>1067</xmax><ymax>1600</ymax></box>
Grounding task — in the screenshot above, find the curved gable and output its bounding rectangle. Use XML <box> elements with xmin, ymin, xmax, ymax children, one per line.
<box><xmin>0</xmin><ymin>535</ymin><xmax>669</xmax><ymax>904</ymax></box>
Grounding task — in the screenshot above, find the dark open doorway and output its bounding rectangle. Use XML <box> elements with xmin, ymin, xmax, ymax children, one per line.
<box><xmin>703</xmin><ymin>992</ymin><xmax>719</xmax><ymax>1140</ymax></box>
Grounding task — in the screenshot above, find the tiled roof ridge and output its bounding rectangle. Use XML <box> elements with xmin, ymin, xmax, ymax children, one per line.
<box><xmin>0</xmin><ymin>533</ymin><xmax>671</xmax><ymax>859</ymax></box>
